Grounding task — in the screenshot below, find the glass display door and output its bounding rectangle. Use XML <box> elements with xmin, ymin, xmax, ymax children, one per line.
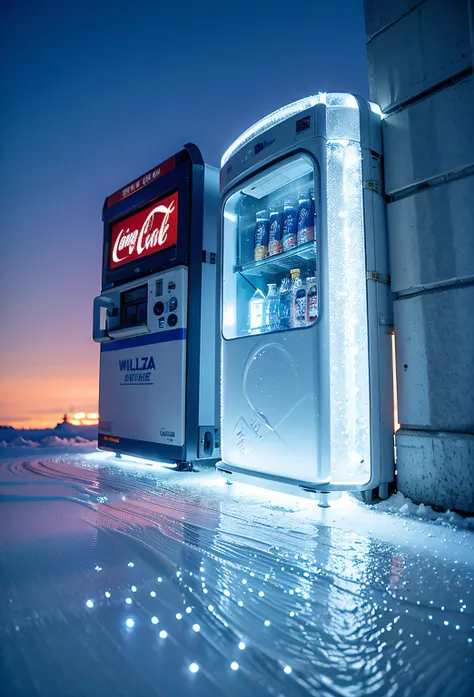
<box><xmin>222</xmin><ymin>154</ymin><xmax>319</xmax><ymax>340</ymax></box>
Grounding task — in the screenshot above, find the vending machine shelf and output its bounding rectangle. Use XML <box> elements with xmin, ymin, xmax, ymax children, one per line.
<box><xmin>234</xmin><ymin>241</ymin><xmax>315</xmax><ymax>279</ymax></box>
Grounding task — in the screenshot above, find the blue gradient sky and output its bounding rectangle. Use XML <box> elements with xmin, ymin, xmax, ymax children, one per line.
<box><xmin>0</xmin><ymin>0</ymin><xmax>368</xmax><ymax>427</ymax></box>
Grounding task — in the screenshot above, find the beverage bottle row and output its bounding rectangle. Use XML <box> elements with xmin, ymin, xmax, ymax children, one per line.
<box><xmin>253</xmin><ymin>189</ymin><xmax>315</xmax><ymax>261</ymax></box>
<box><xmin>248</xmin><ymin>268</ymin><xmax>318</xmax><ymax>334</ymax></box>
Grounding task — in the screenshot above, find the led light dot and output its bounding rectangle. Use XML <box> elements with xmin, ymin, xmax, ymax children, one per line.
<box><xmin>224</xmin><ymin>590</ymin><xmax>231</xmax><ymax>597</ymax></box>
<box><xmin>186</xmin><ymin>607</ymin><xmax>192</xmax><ymax>614</ymax></box>
<box><xmin>105</xmin><ymin>591</ymin><xmax>111</xmax><ymax>599</ymax></box>
<box><xmin>125</xmin><ymin>598</ymin><xmax>132</xmax><ymax>605</ymax></box>
<box><xmin>176</xmin><ymin>613</ymin><xmax>183</xmax><ymax>620</ymax></box>
<box><xmin>125</xmin><ymin>618</ymin><xmax>135</xmax><ymax>628</ymax></box>
<box><xmin>264</xmin><ymin>620</ymin><xmax>271</xmax><ymax>627</ymax></box>
<box><xmin>189</xmin><ymin>663</ymin><xmax>199</xmax><ymax>673</ymax></box>
<box><xmin>151</xmin><ymin>616</ymin><xmax>159</xmax><ymax>625</ymax></box>
<box><xmin>203</xmin><ymin>588</ymin><xmax>208</xmax><ymax>594</ymax></box>
<box><xmin>128</xmin><ymin>562</ymin><xmax>134</xmax><ymax>568</ymax></box>
<box><xmin>150</xmin><ymin>591</ymin><xmax>156</xmax><ymax>598</ymax></box>
<box><xmin>208</xmin><ymin>605</ymin><xmax>214</xmax><ymax>612</ymax></box>
<box><xmin>242</xmin><ymin>579</ymin><xmax>247</xmax><ymax>585</ymax></box>
<box><xmin>157</xmin><ymin>577</ymin><xmax>163</xmax><ymax>583</ymax></box>
<box><xmin>284</xmin><ymin>666</ymin><xmax>292</xmax><ymax>675</ymax></box>
<box><xmin>85</xmin><ymin>599</ymin><xmax>94</xmax><ymax>608</ymax></box>
<box><xmin>159</xmin><ymin>630</ymin><xmax>167</xmax><ymax>639</ymax></box>
<box><xmin>289</xmin><ymin>612</ymin><xmax>295</xmax><ymax>617</ymax></box>
<box><xmin>258</xmin><ymin>591</ymin><xmax>264</xmax><ymax>597</ymax></box>
<box><xmin>238</xmin><ymin>641</ymin><xmax>246</xmax><ymax>650</ymax></box>
<box><xmin>131</xmin><ymin>585</ymin><xmax>137</xmax><ymax>592</ymax></box>
<box><xmin>192</xmin><ymin>624</ymin><xmax>200</xmax><ymax>633</ymax></box>
<box><xmin>238</xmin><ymin>601</ymin><xmax>244</xmax><ymax>607</ymax></box>
<box><xmin>230</xmin><ymin>662</ymin><xmax>239</xmax><ymax>671</ymax></box>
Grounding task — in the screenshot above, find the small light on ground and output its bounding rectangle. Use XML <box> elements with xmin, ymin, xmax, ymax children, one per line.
<box><xmin>159</xmin><ymin>630</ymin><xmax>167</xmax><ymax>639</ymax></box>
<box><xmin>192</xmin><ymin>623</ymin><xmax>200</xmax><ymax>632</ymax></box>
<box><xmin>85</xmin><ymin>599</ymin><xmax>94</xmax><ymax>608</ymax></box>
<box><xmin>284</xmin><ymin>666</ymin><xmax>292</xmax><ymax>675</ymax></box>
<box><xmin>151</xmin><ymin>616</ymin><xmax>159</xmax><ymax>624</ymax></box>
<box><xmin>238</xmin><ymin>641</ymin><xmax>246</xmax><ymax>650</ymax></box>
<box><xmin>189</xmin><ymin>663</ymin><xmax>199</xmax><ymax>673</ymax></box>
<box><xmin>230</xmin><ymin>661</ymin><xmax>239</xmax><ymax>671</ymax></box>
<box><xmin>125</xmin><ymin>618</ymin><xmax>135</xmax><ymax>628</ymax></box>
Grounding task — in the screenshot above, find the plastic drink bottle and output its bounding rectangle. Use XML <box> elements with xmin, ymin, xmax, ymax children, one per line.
<box><xmin>248</xmin><ymin>288</ymin><xmax>265</xmax><ymax>334</ymax></box>
<box><xmin>264</xmin><ymin>283</ymin><xmax>280</xmax><ymax>331</ymax></box>
<box><xmin>279</xmin><ymin>277</ymin><xmax>292</xmax><ymax>330</ymax></box>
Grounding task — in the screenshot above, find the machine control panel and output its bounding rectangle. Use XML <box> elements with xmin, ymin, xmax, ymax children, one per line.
<box><xmin>101</xmin><ymin>266</ymin><xmax>188</xmax><ymax>338</ymax></box>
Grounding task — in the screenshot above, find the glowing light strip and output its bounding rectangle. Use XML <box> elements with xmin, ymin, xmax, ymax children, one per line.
<box><xmin>326</xmin><ymin>137</ymin><xmax>370</xmax><ymax>485</ymax></box>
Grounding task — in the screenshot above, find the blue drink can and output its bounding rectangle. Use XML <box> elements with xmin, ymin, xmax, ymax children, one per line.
<box><xmin>282</xmin><ymin>200</ymin><xmax>297</xmax><ymax>252</ymax></box>
<box><xmin>268</xmin><ymin>207</ymin><xmax>283</xmax><ymax>256</ymax></box>
<box><xmin>254</xmin><ymin>209</ymin><xmax>269</xmax><ymax>261</ymax></box>
<box><xmin>297</xmin><ymin>190</ymin><xmax>314</xmax><ymax>245</ymax></box>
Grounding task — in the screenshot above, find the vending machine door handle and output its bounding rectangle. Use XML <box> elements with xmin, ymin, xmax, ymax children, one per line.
<box><xmin>92</xmin><ymin>295</ymin><xmax>115</xmax><ymax>343</ymax></box>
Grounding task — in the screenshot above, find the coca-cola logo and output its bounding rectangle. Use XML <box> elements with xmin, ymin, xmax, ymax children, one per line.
<box><xmin>109</xmin><ymin>191</ymin><xmax>178</xmax><ymax>269</ymax></box>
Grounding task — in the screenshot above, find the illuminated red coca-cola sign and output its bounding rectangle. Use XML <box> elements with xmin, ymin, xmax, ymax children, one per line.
<box><xmin>109</xmin><ymin>191</ymin><xmax>178</xmax><ymax>269</ymax></box>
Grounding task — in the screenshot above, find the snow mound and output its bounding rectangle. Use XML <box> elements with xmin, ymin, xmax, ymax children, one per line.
<box><xmin>376</xmin><ymin>491</ymin><xmax>474</xmax><ymax>529</ymax></box>
<box><xmin>0</xmin><ymin>436</ymin><xmax>39</xmax><ymax>448</ymax></box>
<box><xmin>40</xmin><ymin>435</ymin><xmax>97</xmax><ymax>447</ymax></box>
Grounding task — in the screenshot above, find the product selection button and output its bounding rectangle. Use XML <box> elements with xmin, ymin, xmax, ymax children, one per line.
<box><xmin>168</xmin><ymin>296</ymin><xmax>178</xmax><ymax>312</ymax></box>
<box><xmin>153</xmin><ymin>301</ymin><xmax>164</xmax><ymax>316</ymax></box>
<box><xmin>167</xmin><ymin>313</ymin><xmax>178</xmax><ymax>327</ymax></box>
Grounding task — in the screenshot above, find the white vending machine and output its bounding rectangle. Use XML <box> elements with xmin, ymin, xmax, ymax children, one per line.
<box><xmin>93</xmin><ymin>144</ymin><xmax>220</xmax><ymax>470</ymax></box>
<box><xmin>217</xmin><ymin>94</ymin><xmax>394</xmax><ymax>499</ymax></box>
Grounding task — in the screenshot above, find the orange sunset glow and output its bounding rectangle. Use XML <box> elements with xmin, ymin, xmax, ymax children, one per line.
<box><xmin>0</xmin><ymin>336</ymin><xmax>100</xmax><ymax>429</ymax></box>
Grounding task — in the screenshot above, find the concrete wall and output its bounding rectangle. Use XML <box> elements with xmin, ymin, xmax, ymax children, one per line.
<box><xmin>364</xmin><ymin>0</ymin><xmax>474</xmax><ymax>512</ymax></box>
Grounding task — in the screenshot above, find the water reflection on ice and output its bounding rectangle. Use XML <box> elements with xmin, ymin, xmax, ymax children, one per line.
<box><xmin>0</xmin><ymin>451</ymin><xmax>472</xmax><ymax>696</ymax></box>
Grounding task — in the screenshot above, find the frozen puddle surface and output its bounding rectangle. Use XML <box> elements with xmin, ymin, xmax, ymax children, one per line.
<box><xmin>0</xmin><ymin>451</ymin><xmax>473</xmax><ymax>696</ymax></box>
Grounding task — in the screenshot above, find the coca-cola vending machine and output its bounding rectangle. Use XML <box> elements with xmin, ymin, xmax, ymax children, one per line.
<box><xmin>93</xmin><ymin>144</ymin><xmax>220</xmax><ymax>469</ymax></box>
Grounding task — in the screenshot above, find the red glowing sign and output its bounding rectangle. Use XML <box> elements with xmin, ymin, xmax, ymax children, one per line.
<box><xmin>109</xmin><ymin>191</ymin><xmax>178</xmax><ymax>269</ymax></box>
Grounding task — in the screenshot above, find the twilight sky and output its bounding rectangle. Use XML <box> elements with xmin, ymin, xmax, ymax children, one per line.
<box><xmin>0</xmin><ymin>0</ymin><xmax>368</xmax><ymax>428</ymax></box>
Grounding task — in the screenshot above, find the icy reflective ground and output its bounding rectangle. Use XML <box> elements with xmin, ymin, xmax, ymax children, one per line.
<box><xmin>0</xmin><ymin>451</ymin><xmax>473</xmax><ymax>697</ymax></box>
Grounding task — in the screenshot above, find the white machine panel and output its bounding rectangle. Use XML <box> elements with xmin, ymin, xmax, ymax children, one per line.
<box><xmin>219</xmin><ymin>93</ymin><xmax>394</xmax><ymax>496</ymax></box>
<box><xmin>98</xmin><ymin>267</ymin><xmax>188</xmax><ymax>447</ymax></box>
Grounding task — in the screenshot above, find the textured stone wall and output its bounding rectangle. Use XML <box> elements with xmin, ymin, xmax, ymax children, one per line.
<box><xmin>364</xmin><ymin>0</ymin><xmax>474</xmax><ymax>511</ymax></box>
